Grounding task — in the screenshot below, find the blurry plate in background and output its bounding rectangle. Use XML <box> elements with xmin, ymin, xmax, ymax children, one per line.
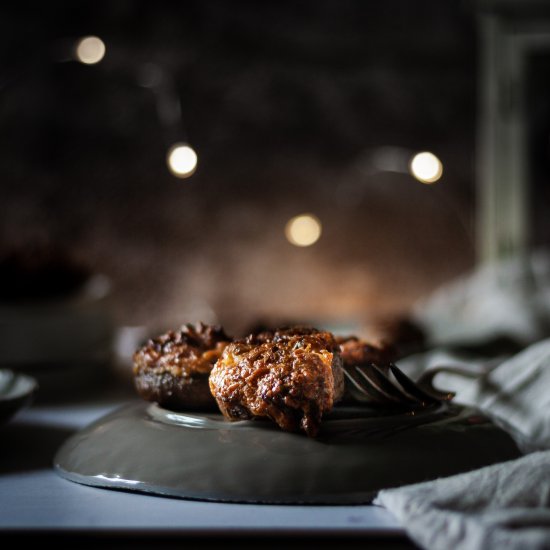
<box><xmin>0</xmin><ymin>369</ymin><xmax>37</xmax><ymax>425</ymax></box>
<box><xmin>0</xmin><ymin>274</ymin><xmax>114</xmax><ymax>400</ymax></box>
<box><xmin>0</xmin><ymin>274</ymin><xmax>112</xmax><ymax>365</ymax></box>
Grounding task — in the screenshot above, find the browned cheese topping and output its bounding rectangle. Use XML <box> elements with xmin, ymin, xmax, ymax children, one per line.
<box><xmin>209</xmin><ymin>327</ymin><xmax>344</xmax><ymax>437</ymax></box>
<box><xmin>133</xmin><ymin>322</ymin><xmax>230</xmax><ymax>379</ymax></box>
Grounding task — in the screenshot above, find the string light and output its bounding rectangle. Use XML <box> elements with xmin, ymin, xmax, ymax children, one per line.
<box><xmin>285</xmin><ymin>214</ymin><xmax>322</xmax><ymax>247</ymax></box>
<box><xmin>75</xmin><ymin>36</ymin><xmax>106</xmax><ymax>65</ymax></box>
<box><xmin>409</xmin><ymin>151</ymin><xmax>443</xmax><ymax>184</ymax></box>
<box><xmin>167</xmin><ymin>143</ymin><xmax>198</xmax><ymax>178</ymax></box>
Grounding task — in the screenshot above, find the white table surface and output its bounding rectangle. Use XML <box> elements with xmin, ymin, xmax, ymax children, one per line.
<box><xmin>0</xmin><ymin>395</ymin><xmax>407</xmax><ymax>541</ymax></box>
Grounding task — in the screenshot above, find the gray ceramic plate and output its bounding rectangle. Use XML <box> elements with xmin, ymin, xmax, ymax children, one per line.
<box><xmin>54</xmin><ymin>401</ymin><xmax>521</xmax><ymax>504</ymax></box>
<box><xmin>0</xmin><ymin>369</ymin><xmax>38</xmax><ymax>425</ymax></box>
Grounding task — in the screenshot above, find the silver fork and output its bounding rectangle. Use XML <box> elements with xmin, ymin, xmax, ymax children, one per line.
<box><xmin>342</xmin><ymin>362</ymin><xmax>455</xmax><ymax>408</ymax></box>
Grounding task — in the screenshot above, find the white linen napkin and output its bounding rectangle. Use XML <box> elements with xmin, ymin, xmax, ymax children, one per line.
<box><xmin>374</xmin><ymin>451</ymin><xmax>550</xmax><ymax>550</ymax></box>
<box><xmin>373</xmin><ymin>338</ymin><xmax>550</xmax><ymax>550</ymax></box>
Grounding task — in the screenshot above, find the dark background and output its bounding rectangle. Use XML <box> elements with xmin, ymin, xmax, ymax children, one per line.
<box><xmin>0</xmin><ymin>0</ymin><xmax>477</xmax><ymax>336</ymax></box>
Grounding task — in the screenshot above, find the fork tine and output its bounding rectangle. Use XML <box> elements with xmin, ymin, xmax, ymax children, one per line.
<box><xmin>342</xmin><ymin>360</ymin><xmax>452</xmax><ymax>409</ymax></box>
<box><xmin>355</xmin><ymin>364</ymin><xmax>419</xmax><ymax>404</ymax></box>
<box><xmin>388</xmin><ymin>363</ymin><xmax>452</xmax><ymax>404</ymax></box>
<box><xmin>343</xmin><ymin>365</ymin><xmax>401</xmax><ymax>404</ymax></box>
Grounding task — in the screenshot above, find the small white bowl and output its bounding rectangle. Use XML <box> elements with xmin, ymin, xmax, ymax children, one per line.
<box><xmin>0</xmin><ymin>369</ymin><xmax>38</xmax><ymax>424</ymax></box>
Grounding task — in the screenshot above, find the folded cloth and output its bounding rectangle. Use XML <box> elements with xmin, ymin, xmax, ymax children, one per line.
<box><xmin>405</xmin><ymin>338</ymin><xmax>550</xmax><ymax>453</ymax></box>
<box><xmin>374</xmin><ymin>338</ymin><xmax>550</xmax><ymax>550</ymax></box>
<box><xmin>374</xmin><ymin>451</ymin><xmax>550</xmax><ymax>550</ymax></box>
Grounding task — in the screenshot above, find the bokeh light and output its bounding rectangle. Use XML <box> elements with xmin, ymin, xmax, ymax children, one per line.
<box><xmin>285</xmin><ymin>214</ymin><xmax>322</xmax><ymax>247</ymax></box>
<box><xmin>75</xmin><ymin>36</ymin><xmax>106</xmax><ymax>65</ymax></box>
<box><xmin>409</xmin><ymin>151</ymin><xmax>443</xmax><ymax>183</ymax></box>
<box><xmin>167</xmin><ymin>144</ymin><xmax>198</xmax><ymax>178</ymax></box>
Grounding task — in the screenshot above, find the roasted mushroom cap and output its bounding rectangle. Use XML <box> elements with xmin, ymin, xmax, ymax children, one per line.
<box><xmin>133</xmin><ymin>322</ymin><xmax>230</xmax><ymax>411</ymax></box>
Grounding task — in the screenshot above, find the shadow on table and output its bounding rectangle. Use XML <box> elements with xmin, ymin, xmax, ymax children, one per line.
<box><xmin>0</xmin><ymin>533</ymin><xmax>420</xmax><ymax>549</ymax></box>
<box><xmin>0</xmin><ymin>421</ymin><xmax>74</xmax><ymax>474</ymax></box>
